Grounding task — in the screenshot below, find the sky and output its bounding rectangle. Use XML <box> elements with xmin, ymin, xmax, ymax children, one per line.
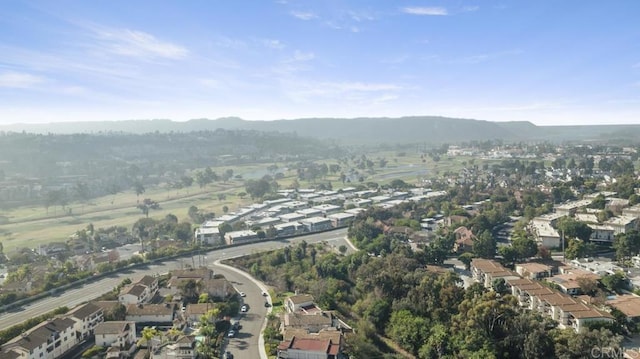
<box><xmin>1</xmin><ymin>1</ymin><xmax>639</xmax><ymax>126</ymax></box>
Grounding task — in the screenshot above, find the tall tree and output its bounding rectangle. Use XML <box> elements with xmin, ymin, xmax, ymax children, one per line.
<box><xmin>136</xmin><ymin>198</ymin><xmax>160</xmax><ymax>218</ymax></box>
<box><xmin>133</xmin><ymin>181</ymin><xmax>145</xmax><ymax>203</ymax></box>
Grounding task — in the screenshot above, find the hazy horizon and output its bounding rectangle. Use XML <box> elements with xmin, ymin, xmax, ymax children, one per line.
<box><xmin>1</xmin><ymin>1</ymin><xmax>639</xmax><ymax>126</ymax></box>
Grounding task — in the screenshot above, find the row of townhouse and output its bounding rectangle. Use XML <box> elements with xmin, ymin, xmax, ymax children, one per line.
<box><xmin>529</xmin><ymin>212</ymin><xmax>639</xmax><ymax>248</ymax></box>
<box><xmin>471</xmin><ymin>259</ymin><xmax>614</xmax><ymax>332</ymax></box>
<box><xmin>1</xmin><ymin>270</ymin><xmax>219</xmax><ymax>358</ymax></box>
<box><xmin>194</xmin><ymin>187</ymin><xmax>445</xmax><ymax>245</ymax></box>
<box><xmin>1</xmin><ymin>302</ymin><xmax>105</xmax><ymax>359</ymax></box>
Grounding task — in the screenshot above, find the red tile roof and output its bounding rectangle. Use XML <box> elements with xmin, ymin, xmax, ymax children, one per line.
<box><xmin>289</xmin><ymin>338</ymin><xmax>331</xmax><ymax>352</ymax></box>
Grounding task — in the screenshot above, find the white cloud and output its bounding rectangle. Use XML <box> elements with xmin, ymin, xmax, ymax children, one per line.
<box><xmin>95</xmin><ymin>28</ymin><xmax>188</xmax><ymax>60</ymax></box>
<box><xmin>452</xmin><ymin>49</ymin><xmax>523</xmax><ymax>64</ymax></box>
<box><xmin>295</xmin><ymin>81</ymin><xmax>403</xmax><ymax>97</ymax></box>
<box><xmin>215</xmin><ymin>36</ymin><xmax>246</xmax><ymax>50</ymax></box>
<box><xmin>290</xmin><ymin>50</ymin><xmax>315</xmax><ymax>62</ymax></box>
<box><xmin>372</xmin><ymin>94</ymin><xmax>399</xmax><ymax>104</ymax></box>
<box><xmin>291</xmin><ymin>11</ymin><xmax>317</xmax><ymax>20</ymax></box>
<box><xmin>382</xmin><ymin>55</ymin><xmax>410</xmax><ymax>64</ymax></box>
<box><xmin>348</xmin><ymin>10</ymin><xmax>376</xmax><ymax>22</ymax></box>
<box><xmin>0</xmin><ymin>71</ymin><xmax>45</xmax><ymax>88</ymax></box>
<box><xmin>401</xmin><ymin>7</ymin><xmax>448</xmax><ymax>16</ymax></box>
<box><xmin>263</xmin><ymin>39</ymin><xmax>285</xmax><ymax>49</ymax></box>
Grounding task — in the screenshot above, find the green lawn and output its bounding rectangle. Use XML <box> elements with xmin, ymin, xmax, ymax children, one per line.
<box><xmin>0</xmin><ymin>151</ymin><xmax>460</xmax><ymax>254</ymax></box>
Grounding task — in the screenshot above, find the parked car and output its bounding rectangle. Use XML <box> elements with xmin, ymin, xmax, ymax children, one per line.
<box><xmin>264</xmin><ymin>301</ymin><xmax>271</xmax><ymax>307</ymax></box>
<box><xmin>241</xmin><ymin>304</ymin><xmax>248</xmax><ymax>313</ymax></box>
<box><xmin>239</xmin><ymin>291</ymin><xmax>246</xmax><ymax>297</ymax></box>
<box><xmin>228</xmin><ymin>330</ymin><xmax>236</xmax><ymax>338</ymax></box>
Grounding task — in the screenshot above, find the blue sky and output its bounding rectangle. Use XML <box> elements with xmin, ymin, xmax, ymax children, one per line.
<box><xmin>1</xmin><ymin>1</ymin><xmax>639</xmax><ymax>126</ymax></box>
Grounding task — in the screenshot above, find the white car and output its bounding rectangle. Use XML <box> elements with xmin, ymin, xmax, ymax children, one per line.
<box><xmin>239</xmin><ymin>292</ymin><xmax>246</xmax><ymax>297</ymax></box>
<box><xmin>241</xmin><ymin>305</ymin><xmax>248</xmax><ymax>313</ymax></box>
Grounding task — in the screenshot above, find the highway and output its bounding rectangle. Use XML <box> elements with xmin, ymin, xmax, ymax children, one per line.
<box><xmin>0</xmin><ymin>228</ymin><xmax>349</xmax><ymax>333</ymax></box>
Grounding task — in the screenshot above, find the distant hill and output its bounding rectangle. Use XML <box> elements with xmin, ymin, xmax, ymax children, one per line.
<box><xmin>1</xmin><ymin>116</ymin><xmax>639</xmax><ymax>144</ymax></box>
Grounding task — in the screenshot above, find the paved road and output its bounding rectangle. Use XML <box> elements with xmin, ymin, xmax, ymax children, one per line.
<box><xmin>211</xmin><ymin>263</ymin><xmax>268</xmax><ymax>359</ymax></box>
<box><xmin>0</xmin><ymin>228</ymin><xmax>349</xmax><ymax>332</ymax></box>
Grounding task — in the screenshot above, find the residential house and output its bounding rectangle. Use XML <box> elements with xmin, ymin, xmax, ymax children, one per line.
<box><xmin>274</xmin><ymin>222</ymin><xmax>302</xmax><ymax>237</ymax></box>
<box><xmin>170</xmin><ymin>267</ymin><xmax>214</xmax><ymax>281</ymax></box>
<box><xmin>224</xmin><ymin>230</ymin><xmax>258</xmax><ymax>245</ymax></box>
<box><xmin>126</xmin><ymin>303</ymin><xmax>175</xmax><ymax>324</ymax></box>
<box><xmin>554</xmin><ymin>200</ymin><xmax>592</xmax><ymax>216</ymax></box>
<box><xmin>566</xmin><ymin>306</ymin><xmax>613</xmax><ymax>332</ymax></box>
<box><xmin>194</xmin><ymin>227</ymin><xmax>221</xmax><ymax>245</ymax></box>
<box><xmin>471</xmin><ymin>259</ymin><xmax>519</xmax><ymax>288</ymax></box>
<box><xmin>94</xmin><ymin>321</ymin><xmax>137</xmax><ymax>353</ymax></box>
<box><xmin>138</xmin><ymin>275</ymin><xmax>160</xmax><ymax>296</ymax></box>
<box><xmin>589</xmin><ymin>224</ymin><xmax>616</xmax><ymax>243</ymax></box>
<box><xmin>167</xmin><ymin>267</ymin><xmax>215</xmax><ymax>296</ymax></box>
<box><xmin>119</xmin><ymin>284</ymin><xmax>152</xmax><ymax>305</ymax></box>
<box><xmin>312</xmin><ymin>204</ymin><xmax>342</xmax><ymax>216</ymax></box>
<box><xmin>297</xmin><ymin>208</ymin><xmax>323</xmax><ymax>218</ymax></box>
<box><xmin>528</xmin><ymin>218</ymin><xmax>562</xmax><ymax>248</ymax></box>
<box><xmin>37</xmin><ymin>242</ymin><xmax>69</xmax><ymax>257</ymax></box>
<box><xmin>605</xmin><ymin>216</ymin><xmax>638</xmax><ymax>235</ymax></box>
<box><xmin>327</xmin><ymin>212</ymin><xmax>355</xmax><ymax>228</ymax></box>
<box><xmin>607</xmin><ymin>295</ymin><xmax>640</xmax><ymax>322</ymax></box>
<box><xmin>280</xmin><ymin>213</ymin><xmax>306</xmax><ymax>223</ymax></box>
<box><xmin>344</xmin><ymin>198</ymin><xmax>372</xmax><ymax>208</ymax></box>
<box><xmin>184</xmin><ymin>303</ymin><xmax>216</xmax><ymax>326</ymax></box>
<box><xmin>299</xmin><ymin>217</ymin><xmax>333</xmax><ymax>232</ymax></box>
<box><xmin>286</xmin><ymin>294</ymin><xmax>316</xmax><ymax>314</ymax></box>
<box><xmin>200</xmin><ymin>278</ymin><xmax>235</xmax><ymax>299</ymax></box>
<box><xmin>67</xmin><ymin>302</ymin><xmax>104</xmax><ymax>340</ymax></box>
<box><xmin>545</xmin><ymin>269</ymin><xmax>600</xmax><ymax>295</ymax></box>
<box><xmin>515</xmin><ymin>262</ymin><xmax>554</xmax><ymax>280</ymax></box>
<box><xmin>117</xmin><ymin>275</ymin><xmax>159</xmax><ymax>306</ymax></box>
<box><xmin>151</xmin><ymin>335</ymin><xmax>197</xmax><ymax>359</ymax></box>
<box><xmin>453</xmin><ymin>226</ymin><xmax>476</xmax><ymax>253</ymax></box>
<box><xmin>283</xmin><ymin>311</ymin><xmax>334</xmax><ymax>333</ymax></box>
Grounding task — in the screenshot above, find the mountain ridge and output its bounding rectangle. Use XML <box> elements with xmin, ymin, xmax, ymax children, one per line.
<box><xmin>0</xmin><ymin>116</ymin><xmax>638</xmax><ymax>144</ymax></box>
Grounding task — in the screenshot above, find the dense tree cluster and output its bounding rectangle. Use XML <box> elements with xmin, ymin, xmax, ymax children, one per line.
<box><xmin>230</xmin><ymin>241</ymin><xmax>623</xmax><ymax>358</ymax></box>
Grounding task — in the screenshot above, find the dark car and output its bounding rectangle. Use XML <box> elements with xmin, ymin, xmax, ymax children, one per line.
<box><xmin>264</xmin><ymin>301</ymin><xmax>271</xmax><ymax>307</ymax></box>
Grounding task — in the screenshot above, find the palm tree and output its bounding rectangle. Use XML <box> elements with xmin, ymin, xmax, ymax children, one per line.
<box><xmin>139</xmin><ymin>326</ymin><xmax>159</xmax><ymax>356</ymax></box>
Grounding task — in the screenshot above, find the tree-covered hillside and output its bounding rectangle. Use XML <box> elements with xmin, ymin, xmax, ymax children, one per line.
<box><xmin>0</xmin><ymin>129</ymin><xmax>339</xmax><ymax>208</ymax></box>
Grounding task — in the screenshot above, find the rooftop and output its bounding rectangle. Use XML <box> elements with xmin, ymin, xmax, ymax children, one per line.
<box><xmin>607</xmin><ymin>295</ymin><xmax>640</xmax><ymax>318</ymax></box>
<box><xmin>95</xmin><ymin>321</ymin><xmax>134</xmax><ymax>335</ymax></box>
<box><xmin>288</xmin><ymin>294</ymin><xmax>315</xmax><ymax>305</ymax></box>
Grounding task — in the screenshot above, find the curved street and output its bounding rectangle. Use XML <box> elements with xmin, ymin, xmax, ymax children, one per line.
<box><xmin>0</xmin><ymin>228</ymin><xmax>350</xmax><ymax>356</ymax></box>
<box><xmin>210</xmin><ymin>261</ymin><xmax>270</xmax><ymax>359</ymax></box>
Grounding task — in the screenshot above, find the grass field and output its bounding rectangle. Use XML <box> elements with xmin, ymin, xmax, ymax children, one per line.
<box><xmin>0</xmin><ymin>151</ymin><xmax>468</xmax><ymax>254</ymax></box>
